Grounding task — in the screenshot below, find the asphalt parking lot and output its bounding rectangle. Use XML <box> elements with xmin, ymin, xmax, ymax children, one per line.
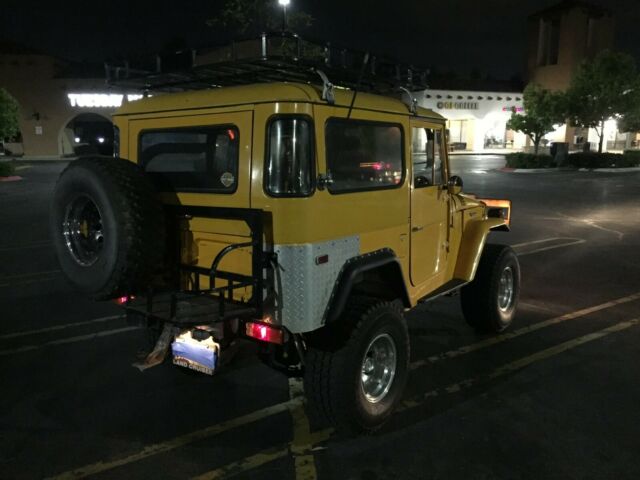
<box><xmin>1</xmin><ymin>156</ymin><xmax>639</xmax><ymax>480</ymax></box>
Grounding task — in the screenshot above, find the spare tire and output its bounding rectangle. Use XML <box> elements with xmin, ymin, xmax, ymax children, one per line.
<box><xmin>50</xmin><ymin>156</ymin><xmax>165</xmax><ymax>299</ymax></box>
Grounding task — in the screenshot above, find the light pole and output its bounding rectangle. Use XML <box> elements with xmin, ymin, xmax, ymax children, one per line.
<box><xmin>278</xmin><ymin>0</ymin><xmax>290</xmax><ymax>32</ymax></box>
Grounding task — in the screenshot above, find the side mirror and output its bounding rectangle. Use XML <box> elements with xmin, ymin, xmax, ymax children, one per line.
<box><xmin>447</xmin><ymin>175</ymin><xmax>463</xmax><ymax>194</ymax></box>
<box><xmin>414</xmin><ymin>175</ymin><xmax>431</xmax><ymax>188</ymax></box>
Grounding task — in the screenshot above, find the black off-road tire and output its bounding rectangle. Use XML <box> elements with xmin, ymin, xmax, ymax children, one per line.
<box><xmin>303</xmin><ymin>297</ymin><xmax>410</xmax><ymax>434</ymax></box>
<box><xmin>460</xmin><ymin>244</ymin><xmax>520</xmax><ymax>333</ymax></box>
<box><xmin>50</xmin><ymin>156</ymin><xmax>165</xmax><ymax>299</ymax></box>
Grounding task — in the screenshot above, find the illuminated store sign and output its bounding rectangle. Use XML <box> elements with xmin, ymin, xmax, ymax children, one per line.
<box><xmin>436</xmin><ymin>101</ymin><xmax>479</xmax><ymax>110</ymax></box>
<box><xmin>67</xmin><ymin>93</ymin><xmax>144</xmax><ymax>108</ymax></box>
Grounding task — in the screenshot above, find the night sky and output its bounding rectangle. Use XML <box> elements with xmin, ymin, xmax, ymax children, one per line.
<box><xmin>2</xmin><ymin>0</ymin><xmax>640</xmax><ymax>79</ymax></box>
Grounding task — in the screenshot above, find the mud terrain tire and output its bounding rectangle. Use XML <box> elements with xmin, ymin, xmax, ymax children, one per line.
<box><xmin>50</xmin><ymin>156</ymin><xmax>165</xmax><ymax>299</ymax></box>
<box><xmin>461</xmin><ymin>244</ymin><xmax>520</xmax><ymax>333</ymax></box>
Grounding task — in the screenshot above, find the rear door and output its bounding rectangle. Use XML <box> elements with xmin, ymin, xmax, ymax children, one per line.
<box><xmin>409</xmin><ymin>120</ymin><xmax>450</xmax><ymax>290</ymax></box>
<box><xmin>129</xmin><ymin>111</ymin><xmax>254</xmax><ymax>294</ymax></box>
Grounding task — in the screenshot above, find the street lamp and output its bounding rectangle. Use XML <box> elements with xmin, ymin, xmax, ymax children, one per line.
<box><xmin>278</xmin><ymin>0</ymin><xmax>290</xmax><ymax>32</ymax></box>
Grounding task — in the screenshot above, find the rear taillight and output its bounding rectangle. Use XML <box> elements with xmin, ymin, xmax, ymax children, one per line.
<box><xmin>245</xmin><ymin>322</ymin><xmax>284</xmax><ymax>345</ymax></box>
<box><xmin>114</xmin><ymin>295</ymin><xmax>135</xmax><ymax>305</ymax></box>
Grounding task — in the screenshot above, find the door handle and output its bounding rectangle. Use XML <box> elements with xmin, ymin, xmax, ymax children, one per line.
<box><xmin>412</xmin><ymin>226</ymin><xmax>424</xmax><ymax>232</ymax></box>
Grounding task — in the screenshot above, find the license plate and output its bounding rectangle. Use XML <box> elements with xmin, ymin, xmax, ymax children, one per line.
<box><xmin>171</xmin><ymin>330</ymin><xmax>219</xmax><ymax>376</ymax></box>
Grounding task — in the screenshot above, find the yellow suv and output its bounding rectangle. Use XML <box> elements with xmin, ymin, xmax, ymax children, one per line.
<box><xmin>50</xmin><ymin>36</ymin><xmax>519</xmax><ymax>433</ymax></box>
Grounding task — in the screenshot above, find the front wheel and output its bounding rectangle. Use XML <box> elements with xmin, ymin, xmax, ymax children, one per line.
<box><xmin>461</xmin><ymin>244</ymin><xmax>520</xmax><ymax>333</ymax></box>
<box><xmin>303</xmin><ymin>298</ymin><xmax>410</xmax><ymax>434</ymax></box>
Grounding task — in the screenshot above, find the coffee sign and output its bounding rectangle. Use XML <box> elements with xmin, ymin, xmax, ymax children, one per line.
<box><xmin>436</xmin><ymin>101</ymin><xmax>479</xmax><ymax>110</ymax></box>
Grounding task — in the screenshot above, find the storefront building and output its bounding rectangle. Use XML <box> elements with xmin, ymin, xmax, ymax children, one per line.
<box><xmin>0</xmin><ymin>42</ymin><xmax>141</xmax><ymax>158</ymax></box>
<box><xmin>418</xmin><ymin>90</ymin><xmax>528</xmax><ymax>152</ymax></box>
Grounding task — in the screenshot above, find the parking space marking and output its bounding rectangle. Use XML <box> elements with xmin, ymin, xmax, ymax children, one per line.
<box><xmin>0</xmin><ymin>269</ymin><xmax>60</xmax><ymax>288</ymax></box>
<box><xmin>0</xmin><ymin>326</ymin><xmax>138</xmax><ymax>356</ymax></box>
<box><xmin>402</xmin><ymin>318</ymin><xmax>639</xmax><ymax>410</ymax></box>
<box><xmin>512</xmin><ymin>237</ymin><xmax>586</xmax><ymax>257</ymax></box>
<box><xmin>288</xmin><ymin>378</ymin><xmax>321</xmax><ymax>480</ymax></box>
<box><xmin>558</xmin><ymin>212</ymin><xmax>626</xmax><ymax>240</ymax></box>
<box><xmin>0</xmin><ymin>240</ymin><xmax>51</xmax><ymax>252</ymax></box>
<box><xmin>47</xmin><ymin>398</ymin><xmax>303</xmax><ymax>480</ymax></box>
<box><xmin>0</xmin><ymin>315</ymin><xmax>123</xmax><ymax>340</ymax></box>
<box><xmin>410</xmin><ymin>291</ymin><xmax>640</xmax><ymax>370</ymax></box>
<box><xmin>191</xmin><ymin>447</ymin><xmax>289</xmax><ymax>480</ymax></box>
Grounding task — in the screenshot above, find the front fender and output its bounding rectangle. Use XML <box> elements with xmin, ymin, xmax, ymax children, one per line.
<box><xmin>454</xmin><ymin>218</ymin><xmax>507</xmax><ymax>282</ymax></box>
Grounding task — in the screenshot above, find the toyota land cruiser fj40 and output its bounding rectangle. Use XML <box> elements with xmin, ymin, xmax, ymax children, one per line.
<box><xmin>50</xmin><ymin>34</ymin><xmax>519</xmax><ymax>433</ymax></box>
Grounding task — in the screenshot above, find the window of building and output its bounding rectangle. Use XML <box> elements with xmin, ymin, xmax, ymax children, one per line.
<box><xmin>265</xmin><ymin>116</ymin><xmax>314</xmax><ymax>197</ymax></box>
<box><xmin>586</xmin><ymin>16</ymin><xmax>599</xmax><ymax>56</ymax></box>
<box><xmin>325</xmin><ymin>119</ymin><xmax>403</xmax><ymax>193</ymax></box>
<box><xmin>538</xmin><ymin>17</ymin><xmax>561</xmax><ymax>66</ymax></box>
<box><xmin>411</xmin><ymin>127</ymin><xmax>445</xmax><ymax>187</ymax></box>
<box><xmin>139</xmin><ymin>126</ymin><xmax>239</xmax><ymax>193</ymax></box>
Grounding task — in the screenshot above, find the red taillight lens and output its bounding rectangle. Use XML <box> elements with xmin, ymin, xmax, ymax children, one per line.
<box><xmin>245</xmin><ymin>322</ymin><xmax>284</xmax><ymax>344</ymax></box>
<box><xmin>114</xmin><ymin>295</ymin><xmax>135</xmax><ymax>305</ymax></box>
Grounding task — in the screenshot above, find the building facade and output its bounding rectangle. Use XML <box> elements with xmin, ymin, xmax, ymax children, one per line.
<box><xmin>0</xmin><ymin>42</ymin><xmax>137</xmax><ymax>158</ymax></box>
<box><xmin>418</xmin><ymin>90</ymin><xmax>527</xmax><ymax>152</ymax></box>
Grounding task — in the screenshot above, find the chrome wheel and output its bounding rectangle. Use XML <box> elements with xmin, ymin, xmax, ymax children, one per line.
<box><xmin>498</xmin><ymin>266</ymin><xmax>515</xmax><ymax>312</ymax></box>
<box><xmin>360</xmin><ymin>333</ymin><xmax>397</xmax><ymax>404</ymax></box>
<box><xmin>62</xmin><ymin>195</ymin><xmax>104</xmax><ymax>267</ymax></box>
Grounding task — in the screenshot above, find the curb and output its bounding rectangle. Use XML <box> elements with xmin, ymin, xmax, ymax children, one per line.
<box><xmin>499</xmin><ymin>167</ymin><xmax>640</xmax><ymax>173</ymax></box>
<box><xmin>578</xmin><ymin>167</ymin><xmax>640</xmax><ymax>173</ymax></box>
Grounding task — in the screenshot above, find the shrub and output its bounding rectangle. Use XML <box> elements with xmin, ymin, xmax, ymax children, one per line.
<box><xmin>567</xmin><ymin>152</ymin><xmax>640</xmax><ymax>168</ymax></box>
<box><xmin>505</xmin><ymin>153</ymin><xmax>556</xmax><ymax>169</ymax></box>
<box><xmin>623</xmin><ymin>150</ymin><xmax>640</xmax><ymax>165</ymax></box>
<box><xmin>0</xmin><ymin>161</ymin><xmax>15</xmax><ymax>177</ymax></box>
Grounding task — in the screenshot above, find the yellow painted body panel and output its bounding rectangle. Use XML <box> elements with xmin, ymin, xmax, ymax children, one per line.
<box><xmin>112</xmin><ymin>82</ymin><xmax>508</xmax><ymax>311</ymax></box>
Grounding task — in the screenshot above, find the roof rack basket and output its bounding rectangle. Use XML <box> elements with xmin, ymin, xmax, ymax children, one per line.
<box><xmin>104</xmin><ymin>31</ymin><xmax>429</xmax><ymax>96</ymax></box>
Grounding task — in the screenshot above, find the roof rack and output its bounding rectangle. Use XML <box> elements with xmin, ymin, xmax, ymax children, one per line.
<box><xmin>104</xmin><ymin>32</ymin><xmax>429</xmax><ymax>97</ymax></box>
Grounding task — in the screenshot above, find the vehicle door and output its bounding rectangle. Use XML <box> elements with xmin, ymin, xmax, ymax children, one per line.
<box><xmin>409</xmin><ymin>121</ymin><xmax>450</xmax><ymax>291</ymax></box>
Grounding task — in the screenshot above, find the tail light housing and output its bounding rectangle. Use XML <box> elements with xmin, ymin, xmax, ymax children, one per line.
<box><xmin>245</xmin><ymin>322</ymin><xmax>284</xmax><ymax>345</ymax></box>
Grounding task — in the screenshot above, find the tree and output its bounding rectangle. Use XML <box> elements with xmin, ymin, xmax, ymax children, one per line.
<box><xmin>618</xmin><ymin>88</ymin><xmax>640</xmax><ymax>136</ymax></box>
<box><xmin>507</xmin><ymin>83</ymin><xmax>565</xmax><ymax>155</ymax></box>
<box><xmin>0</xmin><ymin>88</ymin><xmax>20</xmax><ymax>143</ymax></box>
<box><xmin>565</xmin><ymin>51</ymin><xmax>640</xmax><ymax>153</ymax></box>
<box><xmin>207</xmin><ymin>0</ymin><xmax>313</xmax><ymax>36</ymax></box>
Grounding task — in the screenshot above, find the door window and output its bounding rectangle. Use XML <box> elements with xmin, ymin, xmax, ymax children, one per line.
<box><xmin>411</xmin><ymin>127</ymin><xmax>446</xmax><ymax>187</ymax></box>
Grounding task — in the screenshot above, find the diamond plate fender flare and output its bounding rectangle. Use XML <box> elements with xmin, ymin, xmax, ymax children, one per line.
<box><xmin>324</xmin><ymin>248</ymin><xmax>411</xmax><ymax>324</ymax></box>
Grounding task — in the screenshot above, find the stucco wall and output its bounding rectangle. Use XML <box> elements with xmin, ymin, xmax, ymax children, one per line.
<box><xmin>0</xmin><ymin>53</ymin><xmax>116</xmax><ymax>157</ymax></box>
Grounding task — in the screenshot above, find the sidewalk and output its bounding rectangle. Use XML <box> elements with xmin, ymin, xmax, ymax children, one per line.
<box><xmin>449</xmin><ymin>149</ymin><xmax>512</xmax><ymax>156</ymax></box>
<box><xmin>0</xmin><ymin>155</ymin><xmax>75</xmax><ymax>163</ymax></box>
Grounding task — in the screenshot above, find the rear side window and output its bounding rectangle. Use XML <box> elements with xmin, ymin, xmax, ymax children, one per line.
<box><xmin>139</xmin><ymin>126</ymin><xmax>239</xmax><ymax>193</ymax></box>
<box><xmin>265</xmin><ymin>117</ymin><xmax>314</xmax><ymax>197</ymax></box>
<box><xmin>325</xmin><ymin>119</ymin><xmax>404</xmax><ymax>193</ymax></box>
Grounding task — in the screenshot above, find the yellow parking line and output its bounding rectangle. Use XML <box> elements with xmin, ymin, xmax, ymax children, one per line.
<box><xmin>191</xmin><ymin>447</ymin><xmax>289</xmax><ymax>480</ymax></box>
<box><xmin>288</xmin><ymin>378</ymin><xmax>320</xmax><ymax>480</ymax></box>
<box><xmin>0</xmin><ymin>327</ymin><xmax>138</xmax><ymax>356</ymax></box>
<box><xmin>0</xmin><ymin>315</ymin><xmax>123</xmax><ymax>340</ymax></box>
<box><xmin>0</xmin><ymin>269</ymin><xmax>60</xmax><ymax>280</ymax></box>
<box><xmin>0</xmin><ymin>269</ymin><xmax>61</xmax><ymax>288</ymax></box>
<box><xmin>410</xmin><ymin>291</ymin><xmax>640</xmax><ymax>370</ymax></box>
<box><xmin>402</xmin><ymin>318</ymin><xmax>639</xmax><ymax>410</ymax></box>
<box><xmin>0</xmin><ymin>240</ymin><xmax>51</xmax><ymax>252</ymax></box>
<box><xmin>46</xmin><ymin>398</ymin><xmax>302</xmax><ymax>480</ymax></box>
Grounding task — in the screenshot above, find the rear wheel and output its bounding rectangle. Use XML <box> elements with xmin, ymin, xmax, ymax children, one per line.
<box><xmin>304</xmin><ymin>298</ymin><xmax>409</xmax><ymax>433</ymax></box>
<box><xmin>461</xmin><ymin>244</ymin><xmax>520</xmax><ymax>333</ymax></box>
